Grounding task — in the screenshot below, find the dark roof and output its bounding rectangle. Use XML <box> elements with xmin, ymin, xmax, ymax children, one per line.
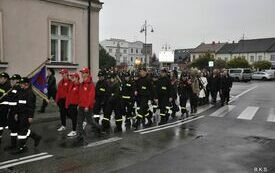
<box><xmin>217</xmin><ymin>43</ymin><xmax>238</xmax><ymax>54</ymax></box>
<box><xmin>174</xmin><ymin>49</ymin><xmax>192</xmax><ymax>62</ymax></box>
<box><xmin>268</xmin><ymin>43</ymin><xmax>275</xmax><ymax>52</ymax></box>
<box><xmin>191</xmin><ymin>42</ymin><xmax>225</xmax><ymax>53</ymax></box>
<box><xmin>232</xmin><ymin>38</ymin><xmax>275</xmax><ymax>53</ymax></box>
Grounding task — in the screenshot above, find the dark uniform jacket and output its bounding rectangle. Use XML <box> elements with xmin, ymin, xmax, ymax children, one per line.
<box><xmin>16</xmin><ymin>87</ymin><xmax>36</xmax><ymax>118</ymax></box>
<box><xmin>47</xmin><ymin>74</ymin><xmax>57</xmax><ymax>98</ymax></box>
<box><xmin>120</xmin><ymin>80</ymin><xmax>135</xmax><ymax>101</ymax></box>
<box><xmin>95</xmin><ymin>79</ymin><xmax>108</xmax><ymax>100</ymax></box>
<box><xmin>156</xmin><ymin>76</ymin><xmax>172</xmax><ymax>99</ymax></box>
<box><xmin>178</xmin><ymin>76</ymin><xmax>192</xmax><ymax>97</ymax></box>
<box><xmin>136</xmin><ymin>76</ymin><xmax>153</xmax><ymax>100</ymax></box>
<box><xmin>208</xmin><ymin>75</ymin><xmax>220</xmax><ymax>92</ymax></box>
<box><xmin>0</xmin><ymin>81</ymin><xmax>11</xmax><ymax>102</ymax></box>
<box><xmin>220</xmin><ymin>76</ymin><xmax>233</xmax><ymax>91</ymax></box>
<box><xmin>106</xmin><ymin>81</ymin><xmax>121</xmax><ymax>101</ymax></box>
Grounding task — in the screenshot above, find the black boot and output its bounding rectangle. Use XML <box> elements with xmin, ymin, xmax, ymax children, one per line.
<box><xmin>145</xmin><ymin>118</ymin><xmax>153</xmax><ymax>127</ymax></box>
<box><xmin>125</xmin><ymin>119</ymin><xmax>131</xmax><ymax>129</ymax></box>
<box><xmin>4</xmin><ymin>136</ymin><xmax>17</xmax><ymax>151</ymax></box>
<box><xmin>133</xmin><ymin>119</ymin><xmax>140</xmax><ymax>130</ymax></box>
<box><xmin>30</xmin><ymin>132</ymin><xmax>42</xmax><ymax>147</ymax></box>
<box><xmin>115</xmin><ymin>122</ymin><xmax>122</xmax><ymax>133</ymax></box>
<box><xmin>159</xmin><ymin>116</ymin><xmax>167</xmax><ymax>125</ymax></box>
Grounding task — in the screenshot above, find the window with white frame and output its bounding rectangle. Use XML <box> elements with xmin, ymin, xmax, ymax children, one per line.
<box><xmin>250</xmin><ymin>56</ymin><xmax>254</xmax><ymax>63</ymax></box>
<box><xmin>258</xmin><ymin>55</ymin><xmax>263</xmax><ymax>61</ymax></box>
<box><xmin>0</xmin><ymin>11</ymin><xmax>3</xmax><ymax>62</ymax></box>
<box><xmin>51</xmin><ymin>22</ymin><xmax>73</xmax><ymax>62</ymax></box>
<box><xmin>271</xmin><ymin>55</ymin><xmax>275</xmax><ymax>61</ymax></box>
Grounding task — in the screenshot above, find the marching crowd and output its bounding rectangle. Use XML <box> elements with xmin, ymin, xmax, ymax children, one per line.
<box><xmin>0</xmin><ymin>66</ymin><xmax>233</xmax><ymax>153</ymax></box>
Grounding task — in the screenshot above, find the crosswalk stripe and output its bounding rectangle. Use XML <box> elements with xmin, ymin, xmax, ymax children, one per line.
<box><xmin>267</xmin><ymin>108</ymin><xmax>275</xmax><ymax>122</ymax></box>
<box><xmin>209</xmin><ymin>105</ymin><xmax>235</xmax><ymax>117</ymax></box>
<box><xmin>237</xmin><ymin>106</ymin><xmax>259</xmax><ymax>120</ymax></box>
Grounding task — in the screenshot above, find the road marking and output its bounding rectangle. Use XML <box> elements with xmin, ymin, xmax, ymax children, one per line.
<box><xmin>237</xmin><ymin>106</ymin><xmax>259</xmax><ymax>120</ymax></box>
<box><xmin>229</xmin><ymin>86</ymin><xmax>258</xmax><ymax>103</ymax></box>
<box><xmin>84</xmin><ymin>137</ymin><xmax>122</xmax><ymax>148</ymax></box>
<box><xmin>0</xmin><ymin>153</ymin><xmax>53</xmax><ymax>170</ymax></box>
<box><xmin>267</xmin><ymin>108</ymin><xmax>275</xmax><ymax>122</ymax></box>
<box><xmin>135</xmin><ymin>104</ymin><xmax>214</xmax><ymax>133</ymax></box>
<box><xmin>140</xmin><ymin>115</ymin><xmax>205</xmax><ymax>135</ymax></box>
<box><xmin>209</xmin><ymin>105</ymin><xmax>235</xmax><ymax>117</ymax></box>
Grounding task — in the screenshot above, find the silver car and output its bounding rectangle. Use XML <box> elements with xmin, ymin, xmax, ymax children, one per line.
<box><xmin>229</xmin><ymin>68</ymin><xmax>252</xmax><ymax>82</ymax></box>
<box><xmin>252</xmin><ymin>72</ymin><xmax>275</xmax><ymax>80</ymax></box>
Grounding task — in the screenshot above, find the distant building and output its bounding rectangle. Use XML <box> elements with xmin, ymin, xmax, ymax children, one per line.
<box><xmin>216</xmin><ymin>38</ymin><xmax>275</xmax><ymax>68</ymax></box>
<box><xmin>173</xmin><ymin>49</ymin><xmax>192</xmax><ymax>70</ymax></box>
<box><xmin>143</xmin><ymin>43</ymin><xmax>153</xmax><ymax>65</ymax></box>
<box><xmin>100</xmin><ymin>38</ymin><xmax>149</xmax><ymax>68</ymax></box>
<box><xmin>0</xmin><ymin>0</ymin><xmax>103</xmax><ymax>81</ymax></box>
<box><xmin>190</xmin><ymin>42</ymin><xmax>226</xmax><ymax>62</ymax></box>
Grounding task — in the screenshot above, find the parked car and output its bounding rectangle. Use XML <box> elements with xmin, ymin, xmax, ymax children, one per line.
<box><xmin>252</xmin><ymin>71</ymin><xmax>275</xmax><ymax>80</ymax></box>
<box><xmin>228</xmin><ymin>68</ymin><xmax>252</xmax><ymax>82</ymax></box>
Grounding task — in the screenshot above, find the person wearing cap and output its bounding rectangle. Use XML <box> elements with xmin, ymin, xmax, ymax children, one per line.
<box><xmin>65</xmin><ymin>73</ymin><xmax>80</xmax><ymax>137</ymax></box>
<box><xmin>4</xmin><ymin>74</ymin><xmax>21</xmax><ymax>150</ymax></box>
<box><xmin>93</xmin><ymin>70</ymin><xmax>108</xmax><ymax>124</ymax></box>
<box><xmin>156</xmin><ymin>69</ymin><xmax>173</xmax><ymax>125</ymax></box>
<box><xmin>76</xmin><ymin>68</ymin><xmax>101</xmax><ymax>142</ymax></box>
<box><xmin>39</xmin><ymin>68</ymin><xmax>57</xmax><ymax>113</ymax></box>
<box><xmin>133</xmin><ymin>68</ymin><xmax>154</xmax><ymax>129</ymax></box>
<box><xmin>0</xmin><ymin>72</ymin><xmax>11</xmax><ymax>143</ymax></box>
<box><xmin>55</xmin><ymin>69</ymin><xmax>71</xmax><ymax>132</ymax></box>
<box><xmin>120</xmin><ymin>71</ymin><xmax>135</xmax><ymax>129</ymax></box>
<box><xmin>102</xmin><ymin>72</ymin><xmax>122</xmax><ymax>133</ymax></box>
<box><xmin>14</xmin><ymin>77</ymin><xmax>41</xmax><ymax>154</ymax></box>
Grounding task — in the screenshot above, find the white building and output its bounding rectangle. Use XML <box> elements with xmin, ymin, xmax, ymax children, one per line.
<box><xmin>100</xmin><ymin>38</ymin><xmax>145</xmax><ymax>67</ymax></box>
<box><xmin>216</xmin><ymin>38</ymin><xmax>275</xmax><ymax>68</ymax></box>
<box><xmin>0</xmin><ymin>0</ymin><xmax>103</xmax><ymax>81</ymax></box>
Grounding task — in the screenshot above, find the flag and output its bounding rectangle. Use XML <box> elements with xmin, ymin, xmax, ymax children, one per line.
<box><xmin>28</xmin><ymin>65</ymin><xmax>49</xmax><ymax>101</ymax></box>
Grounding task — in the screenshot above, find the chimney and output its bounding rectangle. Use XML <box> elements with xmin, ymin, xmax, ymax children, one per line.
<box><xmin>212</xmin><ymin>41</ymin><xmax>215</xmax><ymax>44</ymax></box>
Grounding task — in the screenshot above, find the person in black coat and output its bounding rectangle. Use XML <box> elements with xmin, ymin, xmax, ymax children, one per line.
<box><xmin>208</xmin><ymin>69</ymin><xmax>221</xmax><ymax>104</ymax></box>
<box><xmin>39</xmin><ymin>68</ymin><xmax>57</xmax><ymax>113</ymax></box>
<box><xmin>220</xmin><ymin>70</ymin><xmax>233</xmax><ymax>106</ymax></box>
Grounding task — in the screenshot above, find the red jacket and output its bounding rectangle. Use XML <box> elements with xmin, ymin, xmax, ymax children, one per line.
<box><xmin>55</xmin><ymin>78</ymin><xmax>71</xmax><ymax>103</ymax></box>
<box><xmin>78</xmin><ymin>76</ymin><xmax>95</xmax><ymax>110</ymax></box>
<box><xmin>65</xmin><ymin>82</ymin><xmax>80</xmax><ymax>108</ymax></box>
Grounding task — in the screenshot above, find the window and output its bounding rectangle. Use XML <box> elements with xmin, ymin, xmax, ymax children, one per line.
<box><xmin>271</xmin><ymin>55</ymin><xmax>275</xmax><ymax>61</ymax></box>
<box><xmin>109</xmin><ymin>48</ymin><xmax>112</xmax><ymax>53</ymax></box>
<box><xmin>258</xmin><ymin>55</ymin><xmax>263</xmax><ymax>61</ymax></box>
<box><xmin>0</xmin><ymin>11</ymin><xmax>3</xmax><ymax>62</ymax></box>
<box><xmin>123</xmin><ymin>49</ymin><xmax>127</xmax><ymax>54</ymax></box>
<box><xmin>131</xmin><ymin>57</ymin><xmax>133</xmax><ymax>62</ymax></box>
<box><xmin>51</xmin><ymin>22</ymin><xmax>72</xmax><ymax>62</ymax></box>
<box><xmin>123</xmin><ymin>57</ymin><xmax>127</xmax><ymax>63</ymax></box>
<box><xmin>136</xmin><ymin>49</ymin><xmax>139</xmax><ymax>54</ymax></box>
<box><xmin>131</xmin><ymin>49</ymin><xmax>133</xmax><ymax>53</ymax></box>
<box><xmin>250</xmin><ymin>56</ymin><xmax>255</xmax><ymax>63</ymax></box>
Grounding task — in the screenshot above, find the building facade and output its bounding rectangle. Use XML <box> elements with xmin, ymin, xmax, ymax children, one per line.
<box><xmin>216</xmin><ymin>38</ymin><xmax>275</xmax><ymax>68</ymax></box>
<box><xmin>100</xmin><ymin>38</ymin><xmax>150</xmax><ymax>68</ymax></box>
<box><xmin>0</xmin><ymin>0</ymin><xmax>102</xmax><ymax>80</ymax></box>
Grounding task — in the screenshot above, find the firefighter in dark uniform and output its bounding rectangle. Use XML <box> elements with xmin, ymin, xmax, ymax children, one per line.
<box><xmin>149</xmin><ymin>72</ymin><xmax>159</xmax><ymax>124</ymax></box>
<box><xmin>178</xmin><ymin>71</ymin><xmax>192</xmax><ymax>119</ymax></box>
<box><xmin>93</xmin><ymin>71</ymin><xmax>108</xmax><ymax>124</ymax></box>
<box><xmin>4</xmin><ymin>74</ymin><xmax>21</xmax><ymax>150</ymax></box>
<box><xmin>170</xmin><ymin>71</ymin><xmax>179</xmax><ymax>119</ymax></box>
<box><xmin>133</xmin><ymin>68</ymin><xmax>153</xmax><ymax>129</ymax></box>
<box><xmin>220</xmin><ymin>70</ymin><xmax>233</xmax><ymax>106</ymax></box>
<box><xmin>0</xmin><ymin>72</ymin><xmax>11</xmax><ymax>143</ymax></box>
<box><xmin>157</xmin><ymin>69</ymin><xmax>173</xmax><ymax>125</ymax></box>
<box><xmin>120</xmin><ymin>72</ymin><xmax>135</xmax><ymax>129</ymax></box>
<box><xmin>14</xmin><ymin>77</ymin><xmax>41</xmax><ymax>154</ymax></box>
<box><xmin>102</xmin><ymin>72</ymin><xmax>122</xmax><ymax>133</ymax></box>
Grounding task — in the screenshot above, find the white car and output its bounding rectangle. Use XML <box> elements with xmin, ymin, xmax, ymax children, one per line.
<box><xmin>252</xmin><ymin>72</ymin><xmax>275</xmax><ymax>80</ymax></box>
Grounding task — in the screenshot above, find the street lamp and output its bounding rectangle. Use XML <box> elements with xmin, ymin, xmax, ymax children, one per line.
<box><xmin>140</xmin><ymin>20</ymin><xmax>154</xmax><ymax>67</ymax></box>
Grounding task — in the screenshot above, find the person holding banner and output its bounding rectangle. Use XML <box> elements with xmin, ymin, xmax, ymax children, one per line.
<box><xmin>55</xmin><ymin>69</ymin><xmax>71</xmax><ymax>132</ymax></box>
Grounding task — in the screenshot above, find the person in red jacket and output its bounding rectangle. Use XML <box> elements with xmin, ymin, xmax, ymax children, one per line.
<box><xmin>65</xmin><ymin>72</ymin><xmax>80</xmax><ymax>137</ymax></box>
<box><xmin>55</xmin><ymin>69</ymin><xmax>71</xmax><ymax>132</ymax></box>
<box><xmin>76</xmin><ymin>67</ymin><xmax>101</xmax><ymax>142</ymax></box>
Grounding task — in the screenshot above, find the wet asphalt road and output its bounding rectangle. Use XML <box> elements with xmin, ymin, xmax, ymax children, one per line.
<box><xmin>0</xmin><ymin>81</ymin><xmax>274</xmax><ymax>173</ymax></box>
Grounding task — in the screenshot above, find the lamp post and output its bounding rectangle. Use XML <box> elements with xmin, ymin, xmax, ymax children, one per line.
<box><xmin>140</xmin><ymin>20</ymin><xmax>154</xmax><ymax>67</ymax></box>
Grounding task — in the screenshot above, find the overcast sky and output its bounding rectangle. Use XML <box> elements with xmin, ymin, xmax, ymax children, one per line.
<box><xmin>99</xmin><ymin>0</ymin><xmax>275</xmax><ymax>54</ymax></box>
